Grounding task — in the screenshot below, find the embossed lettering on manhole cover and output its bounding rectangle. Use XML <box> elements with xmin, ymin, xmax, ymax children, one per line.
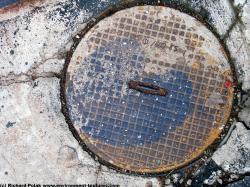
<box><xmin>63</xmin><ymin>6</ymin><xmax>234</xmax><ymax>173</ymax></box>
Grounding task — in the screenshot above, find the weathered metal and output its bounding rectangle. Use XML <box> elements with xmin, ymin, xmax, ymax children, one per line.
<box><xmin>62</xmin><ymin>5</ymin><xmax>234</xmax><ymax>173</ymax></box>
<box><xmin>128</xmin><ymin>80</ymin><xmax>168</xmax><ymax>96</ymax></box>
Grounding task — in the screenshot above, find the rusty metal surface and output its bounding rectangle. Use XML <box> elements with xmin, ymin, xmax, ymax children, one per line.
<box><xmin>63</xmin><ymin>6</ymin><xmax>234</xmax><ymax>173</ymax></box>
<box><xmin>0</xmin><ymin>0</ymin><xmax>44</xmax><ymax>21</ymax></box>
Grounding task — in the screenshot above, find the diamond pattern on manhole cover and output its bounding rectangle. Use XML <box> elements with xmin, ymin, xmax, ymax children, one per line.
<box><xmin>63</xmin><ymin>6</ymin><xmax>234</xmax><ymax>173</ymax></box>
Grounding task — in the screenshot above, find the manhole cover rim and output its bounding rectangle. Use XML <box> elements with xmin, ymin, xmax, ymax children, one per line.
<box><xmin>61</xmin><ymin>4</ymin><xmax>236</xmax><ymax>174</ymax></box>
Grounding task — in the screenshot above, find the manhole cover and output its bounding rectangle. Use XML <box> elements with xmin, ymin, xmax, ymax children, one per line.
<box><xmin>63</xmin><ymin>6</ymin><xmax>234</xmax><ymax>173</ymax></box>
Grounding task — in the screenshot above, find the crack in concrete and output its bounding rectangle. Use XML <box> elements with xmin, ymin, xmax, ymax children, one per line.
<box><xmin>95</xmin><ymin>164</ymin><xmax>102</xmax><ymax>184</ymax></box>
<box><xmin>0</xmin><ymin>53</ymin><xmax>65</xmax><ymax>86</ymax></box>
<box><xmin>0</xmin><ymin>72</ymin><xmax>61</xmax><ymax>86</ymax></box>
<box><xmin>1</xmin><ymin>153</ymin><xmax>17</xmax><ymax>181</ymax></box>
<box><xmin>222</xmin><ymin>0</ymin><xmax>249</xmax><ymax>41</ymax></box>
<box><xmin>221</xmin><ymin>0</ymin><xmax>249</xmax><ymax>41</ymax></box>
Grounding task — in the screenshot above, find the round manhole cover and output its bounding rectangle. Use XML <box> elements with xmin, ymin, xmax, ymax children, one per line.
<box><xmin>63</xmin><ymin>5</ymin><xmax>234</xmax><ymax>173</ymax></box>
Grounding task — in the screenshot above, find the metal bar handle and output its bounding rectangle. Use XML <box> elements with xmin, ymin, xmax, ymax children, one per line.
<box><xmin>128</xmin><ymin>80</ymin><xmax>168</xmax><ymax>96</ymax></box>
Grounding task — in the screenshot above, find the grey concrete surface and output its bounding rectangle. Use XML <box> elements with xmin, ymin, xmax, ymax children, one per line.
<box><xmin>212</xmin><ymin>122</ymin><xmax>250</xmax><ymax>174</ymax></box>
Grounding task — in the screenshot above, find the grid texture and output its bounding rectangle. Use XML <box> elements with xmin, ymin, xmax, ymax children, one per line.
<box><xmin>65</xmin><ymin>6</ymin><xmax>234</xmax><ymax>172</ymax></box>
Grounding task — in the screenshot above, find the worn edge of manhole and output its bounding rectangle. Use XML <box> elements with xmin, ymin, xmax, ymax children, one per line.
<box><xmin>60</xmin><ymin>0</ymin><xmax>240</xmax><ymax>176</ymax></box>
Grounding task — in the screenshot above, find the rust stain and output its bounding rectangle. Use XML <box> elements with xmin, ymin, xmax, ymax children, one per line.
<box><xmin>0</xmin><ymin>0</ymin><xmax>45</xmax><ymax>18</ymax></box>
<box><xmin>128</xmin><ymin>80</ymin><xmax>168</xmax><ymax>96</ymax></box>
<box><xmin>192</xmin><ymin>61</ymin><xmax>201</xmax><ymax>69</ymax></box>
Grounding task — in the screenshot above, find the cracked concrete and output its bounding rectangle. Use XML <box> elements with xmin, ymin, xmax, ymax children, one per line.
<box><xmin>0</xmin><ymin>77</ymin><xmax>160</xmax><ymax>185</ymax></box>
<box><xmin>0</xmin><ymin>0</ymin><xmax>250</xmax><ymax>186</ymax></box>
<box><xmin>212</xmin><ymin>122</ymin><xmax>250</xmax><ymax>174</ymax></box>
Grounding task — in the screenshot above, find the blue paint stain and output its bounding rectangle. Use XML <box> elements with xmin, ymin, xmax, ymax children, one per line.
<box><xmin>6</xmin><ymin>121</ymin><xmax>16</xmax><ymax>128</ymax></box>
<box><xmin>67</xmin><ymin>38</ymin><xmax>194</xmax><ymax>147</ymax></box>
<box><xmin>47</xmin><ymin>0</ymin><xmax>120</xmax><ymax>28</ymax></box>
<box><xmin>76</xmin><ymin>0</ymin><xmax>119</xmax><ymax>14</ymax></box>
<box><xmin>0</xmin><ymin>0</ymin><xmax>18</xmax><ymax>8</ymax></box>
<box><xmin>0</xmin><ymin>0</ymin><xmax>118</xmax><ymax>10</ymax></box>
